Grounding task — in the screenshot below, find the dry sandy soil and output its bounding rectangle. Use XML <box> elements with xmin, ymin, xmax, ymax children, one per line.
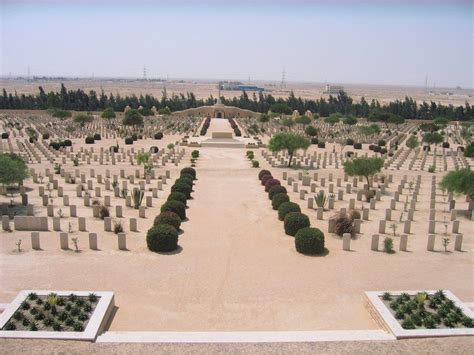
<box><xmin>1</xmin><ymin>78</ymin><xmax>472</xmax><ymax>106</ymax></box>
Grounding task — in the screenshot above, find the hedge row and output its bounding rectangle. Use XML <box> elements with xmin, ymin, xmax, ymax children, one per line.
<box><xmin>258</xmin><ymin>169</ymin><xmax>326</xmax><ymax>255</ymax></box>
<box><xmin>200</xmin><ymin>117</ymin><xmax>211</xmax><ymax>135</ymax></box>
<box><xmin>146</xmin><ymin>167</ymin><xmax>197</xmax><ymax>253</ymax></box>
<box><xmin>228</xmin><ymin>118</ymin><xmax>241</xmax><ymax>136</ymax></box>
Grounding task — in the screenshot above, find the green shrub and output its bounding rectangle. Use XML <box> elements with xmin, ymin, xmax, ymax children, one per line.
<box><xmin>284</xmin><ymin>212</ymin><xmax>310</xmax><ymax>236</ymax></box>
<box><xmin>268</xmin><ymin>185</ymin><xmax>287</xmax><ymax>200</ymax></box>
<box><xmin>252</xmin><ymin>160</ymin><xmax>259</xmax><ymax>168</ymax></box>
<box><xmin>346</xmin><ymin>138</ymin><xmax>354</xmax><ymax>145</ymax></box>
<box><xmin>258</xmin><ymin>169</ymin><xmax>271</xmax><ymax>180</ymax></box>
<box><xmin>272</xmin><ymin>193</ymin><xmax>289</xmax><ymax>210</ymax></box>
<box><xmin>146</xmin><ymin>224</ymin><xmax>179</xmax><ymax>252</ymax></box>
<box><xmin>464</xmin><ymin>143</ymin><xmax>474</xmax><ymax>158</ymax></box>
<box><xmin>246</xmin><ymin>150</ymin><xmax>254</xmax><ymax>160</ymax></box>
<box><xmin>278</xmin><ymin>202</ymin><xmax>301</xmax><ymax>221</ymax></box>
<box><xmin>160</xmin><ymin>200</ymin><xmax>186</xmax><ymax>220</ymax></box>
<box><xmin>171</xmin><ymin>182</ymin><xmax>192</xmax><ymax>199</ymax></box>
<box><xmin>154</xmin><ymin>211</ymin><xmax>181</xmax><ymax>230</ymax></box>
<box><xmin>401</xmin><ymin>318</ymin><xmax>416</xmax><ymax>329</ymax></box>
<box><xmin>180</xmin><ymin>167</ymin><xmax>196</xmax><ymax>180</ymax></box>
<box><xmin>154</xmin><ymin>132</ymin><xmax>164</xmax><ymax>140</ymax></box>
<box><xmin>167</xmin><ymin>192</ymin><xmax>187</xmax><ymax>206</ymax></box>
<box><xmin>93</xmin><ymin>133</ymin><xmax>101</xmax><ymax>140</ymax></box>
<box><xmin>125</xmin><ymin>137</ymin><xmax>133</xmax><ymax>145</ymax></box>
<box><xmin>191</xmin><ymin>150</ymin><xmax>199</xmax><ymax>159</ymax></box>
<box><xmin>295</xmin><ymin>227</ymin><xmax>325</xmax><ymax>254</ymax></box>
<box><xmin>331</xmin><ymin>211</ymin><xmax>353</xmax><ymax>237</ymax></box>
<box><xmin>85</xmin><ymin>136</ymin><xmax>95</xmax><ymax>144</ymax></box>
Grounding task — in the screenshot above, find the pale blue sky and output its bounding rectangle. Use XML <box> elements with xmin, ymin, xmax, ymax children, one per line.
<box><xmin>1</xmin><ymin>1</ymin><xmax>472</xmax><ymax>88</ymax></box>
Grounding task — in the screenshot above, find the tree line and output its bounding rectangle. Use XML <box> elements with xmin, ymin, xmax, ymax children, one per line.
<box><xmin>1</xmin><ymin>83</ymin><xmax>472</xmax><ymax>121</ymax></box>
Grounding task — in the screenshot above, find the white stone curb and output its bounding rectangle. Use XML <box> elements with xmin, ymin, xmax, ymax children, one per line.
<box><xmin>96</xmin><ymin>330</ymin><xmax>395</xmax><ymax>343</ymax></box>
<box><xmin>0</xmin><ymin>290</ymin><xmax>115</xmax><ymax>341</ymax></box>
<box><xmin>366</xmin><ymin>290</ymin><xmax>474</xmax><ymax>339</ymax></box>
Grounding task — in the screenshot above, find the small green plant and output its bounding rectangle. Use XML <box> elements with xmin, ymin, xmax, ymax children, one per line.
<box><xmin>428</xmin><ymin>165</ymin><xmax>435</xmax><ymax>173</ymax></box>
<box><xmin>314</xmin><ymin>191</ymin><xmax>328</xmax><ymax>209</ymax></box>
<box><xmin>113</xmin><ymin>219</ymin><xmax>123</xmax><ymax>234</ymax></box>
<box><xmin>131</xmin><ymin>188</ymin><xmax>144</xmax><ymax>209</ymax></box>
<box><xmin>442</xmin><ymin>237</ymin><xmax>450</xmax><ymax>252</ymax></box>
<box><xmin>382</xmin><ymin>292</ymin><xmax>392</xmax><ymax>301</ymax></box>
<box><xmin>252</xmin><ymin>160</ymin><xmax>259</xmax><ymax>168</ymax></box>
<box><xmin>384</xmin><ymin>237</ymin><xmax>394</xmax><ymax>253</ymax></box>
<box><xmin>401</xmin><ymin>318</ymin><xmax>416</xmax><ymax>329</ymax></box>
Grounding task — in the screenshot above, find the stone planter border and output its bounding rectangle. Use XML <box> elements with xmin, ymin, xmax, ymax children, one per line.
<box><xmin>0</xmin><ymin>290</ymin><xmax>115</xmax><ymax>341</ymax></box>
<box><xmin>366</xmin><ymin>290</ymin><xmax>474</xmax><ymax>339</ymax></box>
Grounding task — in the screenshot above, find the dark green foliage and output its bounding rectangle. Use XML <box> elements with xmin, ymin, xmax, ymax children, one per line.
<box><xmin>180</xmin><ymin>167</ymin><xmax>197</xmax><ymax>180</ymax></box>
<box><xmin>167</xmin><ymin>192</ymin><xmax>187</xmax><ymax>206</ymax></box>
<box><xmin>171</xmin><ymin>182</ymin><xmax>192</xmax><ymax>199</ymax></box>
<box><xmin>264</xmin><ymin>178</ymin><xmax>281</xmax><ymax>192</ymax></box>
<box><xmin>123</xmin><ymin>109</ymin><xmax>144</xmax><ymax>126</ymax></box>
<box><xmin>154</xmin><ymin>132</ymin><xmax>164</xmax><ymax>139</ymax></box>
<box><xmin>382</xmin><ymin>292</ymin><xmax>392</xmax><ymax>301</ymax></box>
<box><xmin>125</xmin><ymin>137</ymin><xmax>133</xmax><ymax>144</ymax></box>
<box><xmin>272</xmin><ymin>193</ymin><xmax>290</xmax><ymax>210</ymax></box>
<box><xmin>278</xmin><ymin>201</ymin><xmax>301</xmax><ymax>221</ymax></box>
<box><xmin>268</xmin><ymin>185</ymin><xmax>287</xmax><ymax>200</ymax></box>
<box><xmin>146</xmin><ymin>224</ymin><xmax>179</xmax><ymax>252</ymax></box>
<box><xmin>93</xmin><ymin>133</ymin><xmax>101</xmax><ymax>140</ymax></box>
<box><xmin>154</xmin><ymin>211</ymin><xmax>182</xmax><ymax>230</ymax></box>
<box><xmin>258</xmin><ymin>169</ymin><xmax>271</xmax><ymax>180</ymax></box>
<box><xmin>346</xmin><ymin>138</ymin><xmax>354</xmax><ymax>145</ymax></box>
<box><xmin>294</xmin><ymin>227</ymin><xmax>325</xmax><ymax>254</ymax></box>
<box><xmin>284</xmin><ymin>212</ymin><xmax>310</xmax><ymax>236</ymax></box>
<box><xmin>161</xmin><ymin>200</ymin><xmax>186</xmax><ymax>220</ymax></box>
<box><xmin>101</xmin><ymin>107</ymin><xmax>116</xmax><ymax>118</ymax></box>
<box><xmin>0</xmin><ymin>153</ymin><xmax>29</xmax><ymax>186</ymax></box>
<box><xmin>261</xmin><ymin>174</ymin><xmax>273</xmax><ymax>186</ymax></box>
<box><xmin>4</xmin><ymin>321</ymin><xmax>16</xmax><ymax>330</ymax></box>
<box><xmin>1</xmin><ymin>132</ymin><xmax>9</xmax><ymax>139</ymax></box>
<box><xmin>85</xmin><ymin>136</ymin><xmax>95</xmax><ymax>144</ymax></box>
<box><xmin>401</xmin><ymin>318</ymin><xmax>416</xmax><ymax>329</ymax></box>
<box><xmin>464</xmin><ymin>143</ymin><xmax>474</xmax><ymax>157</ymax></box>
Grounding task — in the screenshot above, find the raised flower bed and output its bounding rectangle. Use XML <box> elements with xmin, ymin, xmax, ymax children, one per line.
<box><xmin>0</xmin><ymin>290</ymin><xmax>114</xmax><ymax>340</ymax></box>
<box><xmin>366</xmin><ymin>290</ymin><xmax>474</xmax><ymax>338</ymax></box>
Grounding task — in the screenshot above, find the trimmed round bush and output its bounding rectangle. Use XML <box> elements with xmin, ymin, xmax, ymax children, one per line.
<box><xmin>180</xmin><ymin>167</ymin><xmax>196</xmax><ymax>180</ymax></box>
<box><xmin>131</xmin><ymin>133</ymin><xmax>138</xmax><ymax>141</ymax></box>
<box><xmin>85</xmin><ymin>136</ymin><xmax>95</xmax><ymax>144</ymax></box>
<box><xmin>380</xmin><ymin>148</ymin><xmax>387</xmax><ymax>155</ymax></box>
<box><xmin>272</xmin><ymin>193</ymin><xmax>290</xmax><ymax>210</ymax></box>
<box><xmin>93</xmin><ymin>133</ymin><xmax>101</xmax><ymax>140</ymax></box>
<box><xmin>373</xmin><ymin>145</ymin><xmax>381</xmax><ymax>153</ymax></box>
<box><xmin>278</xmin><ymin>201</ymin><xmax>301</xmax><ymax>221</ymax></box>
<box><xmin>49</xmin><ymin>142</ymin><xmax>60</xmax><ymax>150</ymax></box>
<box><xmin>160</xmin><ymin>200</ymin><xmax>186</xmax><ymax>220</ymax></box>
<box><xmin>146</xmin><ymin>224</ymin><xmax>179</xmax><ymax>252</ymax></box>
<box><xmin>261</xmin><ymin>174</ymin><xmax>273</xmax><ymax>186</ymax></box>
<box><xmin>354</xmin><ymin>143</ymin><xmax>362</xmax><ymax>149</ymax></box>
<box><xmin>378</xmin><ymin>139</ymin><xmax>386</xmax><ymax>146</ymax></box>
<box><xmin>442</xmin><ymin>142</ymin><xmax>450</xmax><ymax>148</ymax></box>
<box><xmin>125</xmin><ymin>137</ymin><xmax>133</xmax><ymax>145</ymax></box>
<box><xmin>154</xmin><ymin>211</ymin><xmax>181</xmax><ymax>230</ymax></box>
<box><xmin>311</xmin><ymin>137</ymin><xmax>319</xmax><ymax>145</ymax></box>
<box><xmin>171</xmin><ymin>182</ymin><xmax>192</xmax><ymax>199</ymax></box>
<box><xmin>175</xmin><ymin>176</ymin><xmax>193</xmax><ymax>187</ymax></box>
<box><xmin>284</xmin><ymin>212</ymin><xmax>310</xmax><ymax>236</ymax></box>
<box><xmin>258</xmin><ymin>169</ymin><xmax>271</xmax><ymax>180</ymax></box>
<box><xmin>42</xmin><ymin>133</ymin><xmax>50</xmax><ymax>140</ymax></box>
<box><xmin>295</xmin><ymin>227</ymin><xmax>325</xmax><ymax>255</ymax></box>
<box><xmin>1</xmin><ymin>132</ymin><xmax>9</xmax><ymax>139</ymax></box>
<box><xmin>167</xmin><ymin>192</ymin><xmax>187</xmax><ymax>206</ymax></box>
<box><xmin>346</xmin><ymin>138</ymin><xmax>354</xmax><ymax>145</ymax></box>
<box><xmin>63</xmin><ymin>139</ymin><xmax>72</xmax><ymax>147</ymax></box>
<box><xmin>154</xmin><ymin>132</ymin><xmax>164</xmax><ymax>140</ymax></box>
<box><xmin>264</xmin><ymin>178</ymin><xmax>281</xmax><ymax>192</ymax></box>
<box><xmin>317</xmin><ymin>142</ymin><xmax>326</xmax><ymax>148</ymax></box>
<box><xmin>268</xmin><ymin>185</ymin><xmax>287</xmax><ymax>200</ymax></box>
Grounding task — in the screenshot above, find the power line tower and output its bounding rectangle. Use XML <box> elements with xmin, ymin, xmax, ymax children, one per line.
<box><xmin>143</xmin><ymin>65</ymin><xmax>147</xmax><ymax>80</ymax></box>
<box><xmin>281</xmin><ymin>67</ymin><xmax>286</xmax><ymax>88</ymax></box>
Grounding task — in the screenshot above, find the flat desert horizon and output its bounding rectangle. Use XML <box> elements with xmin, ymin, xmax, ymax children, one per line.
<box><xmin>1</xmin><ymin>78</ymin><xmax>472</xmax><ymax>107</ymax></box>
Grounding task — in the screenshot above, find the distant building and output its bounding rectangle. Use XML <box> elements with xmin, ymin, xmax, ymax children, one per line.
<box><xmin>221</xmin><ymin>81</ymin><xmax>264</xmax><ymax>92</ymax></box>
<box><xmin>323</xmin><ymin>84</ymin><xmax>344</xmax><ymax>95</ymax></box>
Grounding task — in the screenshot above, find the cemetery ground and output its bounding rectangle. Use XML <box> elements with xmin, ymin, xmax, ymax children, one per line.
<box><xmin>0</xmin><ymin>112</ymin><xmax>473</xmax><ymax>348</ymax></box>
